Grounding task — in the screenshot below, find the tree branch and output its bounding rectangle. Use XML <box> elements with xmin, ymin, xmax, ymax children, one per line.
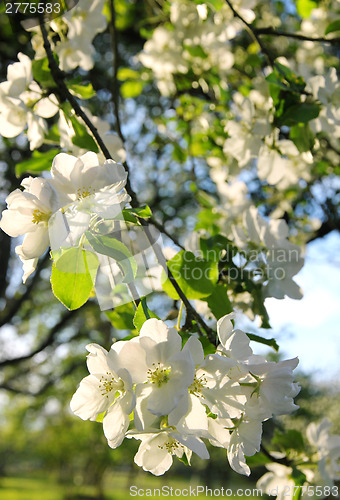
<box><xmin>225</xmin><ymin>0</ymin><xmax>274</xmax><ymax>67</ymax></box>
<box><xmin>0</xmin><ymin>252</ymin><xmax>50</xmax><ymax>329</ymax></box>
<box><xmin>0</xmin><ymin>360</ymin><xmax>83</xmax><ymax>396</ymax></box>
<box><xmin>0</xmin><ymin>309</ymin><xmax>76</xmax><ymax>368</ymax></box>
<box><xmin>39</xmin><ymin>16</ymin><xmax>216</xmax><ymax>343</ymax></box>
<box><xmin>253</xmin><ymin>27</ymin><xmax>340</xmax><ymax>45</ymax></box>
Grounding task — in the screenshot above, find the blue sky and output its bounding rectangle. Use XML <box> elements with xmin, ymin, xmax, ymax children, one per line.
<box><xmin>255</xmin><ymin>231</ymin><xmax>340</xmax><ymax>383</ymax></box>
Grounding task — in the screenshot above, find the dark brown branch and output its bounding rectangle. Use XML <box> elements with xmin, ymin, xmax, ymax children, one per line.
<box><xmin>0</xmin><ymin>360</ymin><xmax>83</xmax><ymax>396</ymax></box>
<box><xmin>107</xmin><ymin>0</ymin><xmax>139</xmax><ymax>208</ymax></box>
<box><xmin>109</xmin><ymin>0</ymin><xmax>125</xmax><ymax>145</ymax></box>
<box><xmin>0</xmin><ymin>252</ymin><xmax>49</xmax><ymax>329</ymax></box>
<box><xmin>139</xmin><ymin>219</ymin><xmax>216</xmax><ymax>343</ymax></box>
<box><xmin>0</xmin><ymin>309</ymin><xmax>76</xmax><ymax>368</ymax></box>
<box><xmin>225</xmin><ymin>0</ymin><xmax>274</xmax><ymax>67</ymax></box>
<box><xmin>253</xmin><ymin>27</ymin><xmax>340</xmax><ymax>45</ymax></box>
<box><xmin>261</xmin><ymin>444</ymin><xmax>291</xmax><ymax>467</ymax></box>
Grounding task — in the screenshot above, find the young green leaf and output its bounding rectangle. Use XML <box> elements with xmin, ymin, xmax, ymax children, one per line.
<box><xmin>68</xmin><ymin>115</ymin><xmax>99</xmax><ymax>152</ymax></box>
<box><xmin>85</xmin><ymin>231</ymin><xmax>137</xmax><ymax>283</ymax></box>
<box><xmin>162</xmin><ymin>251</ymin><xmax>218</xmax><ymax>300</ymax></box>
<box><xmin>15</xmin><ymin>149</ymin><xmax>60</xmax><ymax>177</ymax></box>
<box><xmin>106</xmin><ymin>302</ymin><xmax>136</xmax><ymax>330</ymax></box>
<box><xmin>133</xmin><ymin>297</ymin><xmax>159</xmax><ymax>332</ymax></box>
<box><xmin>51</xmin><ymin>247</ymin><xmax>99</xmax><ymax>310</ymax></box>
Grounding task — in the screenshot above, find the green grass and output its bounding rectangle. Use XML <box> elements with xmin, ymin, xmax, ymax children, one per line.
<box><xmin>0</xmin><ymin>474</ymin><xmax>258</xmax><ymax>500</ymax></box>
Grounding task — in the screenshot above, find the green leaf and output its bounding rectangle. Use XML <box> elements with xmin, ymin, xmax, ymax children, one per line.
<box><xmin>133</xmin><ymin>298</ymin><xmax>159</xmax><ymax>332</ymax></box>
<box><xmin>198</xmin><ymin>336</ymin><xmax>216</xmax><ymax>356</ymax></box>
<box><xmin>85</xmin><ymin>231</ymin><xmax>137</xmax><ymax>283</ymax></box>
<box><xmin>32</xmin><ymin>57</ymin><xmax>56</xmax><ymax>88</ymax></box>
<box><xmin>68</xmin><ymin>82</ymin><xmax>96</xmax><ymax>99</ymax></box>
<box><xmin>15</xmin><ymin>149</ymin><xmax>60</xmax><ymax>177</ymax></box>
<box><xmin>126</xmin><ymin>205</ymin><xmax>152</xmax><ymax>219</ymax></box>
<box><xmin>296</xmin><ymin>0</ymin><xmax>317</xmax><ymax>18</ymax></box>
<box><xmin>203</xmin><ymin>284</ymin><xmax>233</xmax><ymax>320</ymax></box>
<box><xmin>117</xmin><ymin>68</ymin><xmax>140</xmax><ymax>80</ymax></box>
<box><xmin>68</xmin><ymin>115</ymin><xmax>99</xmax><ymax>152</ymax></box>
<box><xmin>325</xmin><ymin>19</ymin><xmax>340</xmax><ymax>35</ymax></box>
<box><xmin>290</xmin><ymin>123</ymin><xmax>315</xmax><ymax>152</ymax></box>
<box><xmin>246</xmin><ymin>452</ymin><xmax>272</xmax><ymax>467</ymax></box>
<box><xmin>44</xmin><ymin>124</ymin><xmax>61</xmax><ymax>144</ymax></box>
<box><xmin>272</xmin><ymin>429</ymin><xmax>305</xmax><ymax>453</ymax></box>
<box><xmin>184</xmin><ymin>44</ymin><xmax>207</xmax><ymax>59</ymax></box>
<box><xmin>279</xmin><ymin>102</ymin><xmax>320</xmax><ymax>126</ymax></box>
<box><xmin>246</xmin><ymin>333</ymin><xmax>279</xmax><ymax>352</ymax></box>
<box><xmin>106</xmin><ymin>302</ymin><xmax>136</xmax><ymax>330</ymax></box>
<box><xmin>162</xmin><ymin>251</ymin><xmax>218</xmax><ymax>300</ymax></box>
<box><xmin>51</xmin><ymin>248</ymin><xmax>99</xmax><ymax>310</ymax></box>
<box><xmin>120</xmin><ymin>81</ymin><xmax>144</xmax><ymax>99</ymax></box>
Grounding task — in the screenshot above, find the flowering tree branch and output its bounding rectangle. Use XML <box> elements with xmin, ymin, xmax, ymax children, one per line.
<box><xmin>38</xmin><ymin>15</ymin><xmax>214</xmax><ymax>338</ymax></box>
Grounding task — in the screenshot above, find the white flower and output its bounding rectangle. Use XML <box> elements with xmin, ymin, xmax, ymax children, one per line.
<box><xmin>245</xmin><ymin>358</ymin><xmax>300</xmax><ymax>419</ymax></box>
<box><xmin>257</xmin><ymin>463</ymin><xmax>296</xmax><ymax>500</ymax></box>
<box><xmin>50</xmin><ymin>151</ymin><xmax>129</xmax><ymax>207</ymax></box>
<box><xmin>127</xmin><ymin>428</ymin><xmax>209</xmax><ymax>476</ymax></box>
<box><xmin>48</xmin><ymin>152</ymin><xmax>131</xmax><ymax>249</ymax></box>
<box><xmin>52</xmin><ymin>0</ymin><xmax>107</xmax><ymax>72</ymax></box>
<box><xmin>116</xmin><ymin>318</ymin><xmax>195</xmax><ymax>418</ymax></box>
<box><xmin>231</xmin><ymin>206</ymin><xmax>304</xmax><ymax>300</ymax></box>
<box><xmin>227</xmin><ymin>417</ymin><xmax>263</xmax><ymax>476</ymax></box>
<box><xmin>167</xmin><ymin>336</ymin><xmax>244</xmax><ymax>437</ymax></box>
<box><xmin>0</xmin><ymin>176</ymin><xmax>60</xmax><ymax>280</ymax></box>
<box><xmin>223</xmin><ymin>95</ymin><xmax>271</xmax><ymax>168</ymax></box>
<box><xmin>217</xmin><ymin>313</ymin><xmax>253</xmax><ymax>363</ymax></box>
<box><xmin>306</xmin><ymin>418</ymin><xmax>340</xmax><ymax>485</ymax></box>
<box><xmin>58</xmin><ymin>109</ymin><xmax>126</xmax><ymax>164</ymax></box>
<box><xmin>70</xmin><ymin>343</ymin><xmax>134</xmax><ymax>449</ymax></box>
<box><xmin>258</xmin><ymin>140</ymin><xmax>313</xmax><ymax>190</ymax></box>
<box><xmin>0</xmin><ymin>53</ymin><xmax>59</xmax><ymax>149</ymax></box>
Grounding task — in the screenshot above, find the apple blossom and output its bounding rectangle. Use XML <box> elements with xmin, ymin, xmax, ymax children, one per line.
<box><xmin>127</xmin><ymin>428</ymin><xmax>209</xmax><ymax>476</ymax></box>
<box><xmin>70</xmin><ymin>343</ymin><xmax>134</xmax><ymax>449</ymax></box>
<box><xmin>0</xmin><ymin>53</ymin><xmax>59</xmax><ymax>149</ymax></box>
<box><xmin>116</xmin><ymin>318</ymin><xmax>195</xmax><ymax>418</ymax></box>
<box><xmin>306</xmin><ymin>418</ymin><xmax>340</xmax><ymax>485</ymax></box>
<box><xmin>0</xmin><ymin>176</ymin><xmax>60</xmax><ymax>279</ymax></box>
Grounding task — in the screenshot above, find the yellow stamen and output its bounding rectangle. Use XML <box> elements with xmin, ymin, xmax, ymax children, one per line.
<box><xmin>99</xmin><ymin>371</ymin><xmax>123</xmax><ymax>399</ymax></box>
<box><xmin>189</xmin><ymin>375</ymin><xmax>207</xmax><ymax>396</ymax></box>
<box><xmin>32</xmin><ymin>209</ymin><xmax>51</xmax><ymax>224</ymax></box>
<box><xmin>77</xmin><ymin>185</ymin><xmax>95</xmax><ymax>199</ymax></box>
<box><xmin>147</xmin><ymin>363</ymin><xmax>171</xmax><ymax>387</ymax></box>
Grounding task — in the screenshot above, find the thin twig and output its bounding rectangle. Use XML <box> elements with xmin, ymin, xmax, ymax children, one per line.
<box><xmin>0</xmin><ymin>252</ymin><xmax>49</xmax><ymax>328</ymax></box>
<box><xmin>108</xmin><ymin>0</ymin><xmax>139</xmax><ymax>208</ymax></box>
<box><xmin>254</xmin><ymin>27</ymin><xmax>340</xmax><ymax>45</ymax></box>
<box><xmin>109</xmin><ymin>0</ymin><xmax>125</xmax><ymax>145</ymax></box>
<box><xmin>0</xmin><ymin>309</ymin><xmax>76</xmax><ymax>368</ymax></box>
<box><xmin>225</xmin><ymin>0</ymin><xmax>274</xmax><ymax>67</ymax></box>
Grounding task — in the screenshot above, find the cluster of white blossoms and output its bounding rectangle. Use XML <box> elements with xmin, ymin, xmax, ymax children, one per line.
<box><xmin>29</xmin><ymin>0</ymin><xmax>107</xmax><ymax>72</ymax></box>
<box><xmin>231</xmin><ymin>206</ymin><xmax>304</xmax><ymax>300</ymax></box>
<box><xmin>307</xmin><ymin>68</ymin><xmax>340</xmax><ymax>143</ymax></box>
<box><xmin>0</xmin><ymin>53</ymin><xmax>59</xmax><ymax>150</ymax></box>
<box><xmin>0</xmin><ymin>152</ymin><xmax>130</xmax><ymax>282</ymax></box>
<box><xmin>70</xmin><ymin>314</ymin><xmax>300</xmax><ymax>476</ymax></box>
<box><xmin>257</xmin><ymin>418</ymin><xmax>340</xmax><ymax>500</ymax></box>
<box><xmin>139</xmin><ymin>0</ymin><xmax>240</xmax><ymax>96</ymax></box>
